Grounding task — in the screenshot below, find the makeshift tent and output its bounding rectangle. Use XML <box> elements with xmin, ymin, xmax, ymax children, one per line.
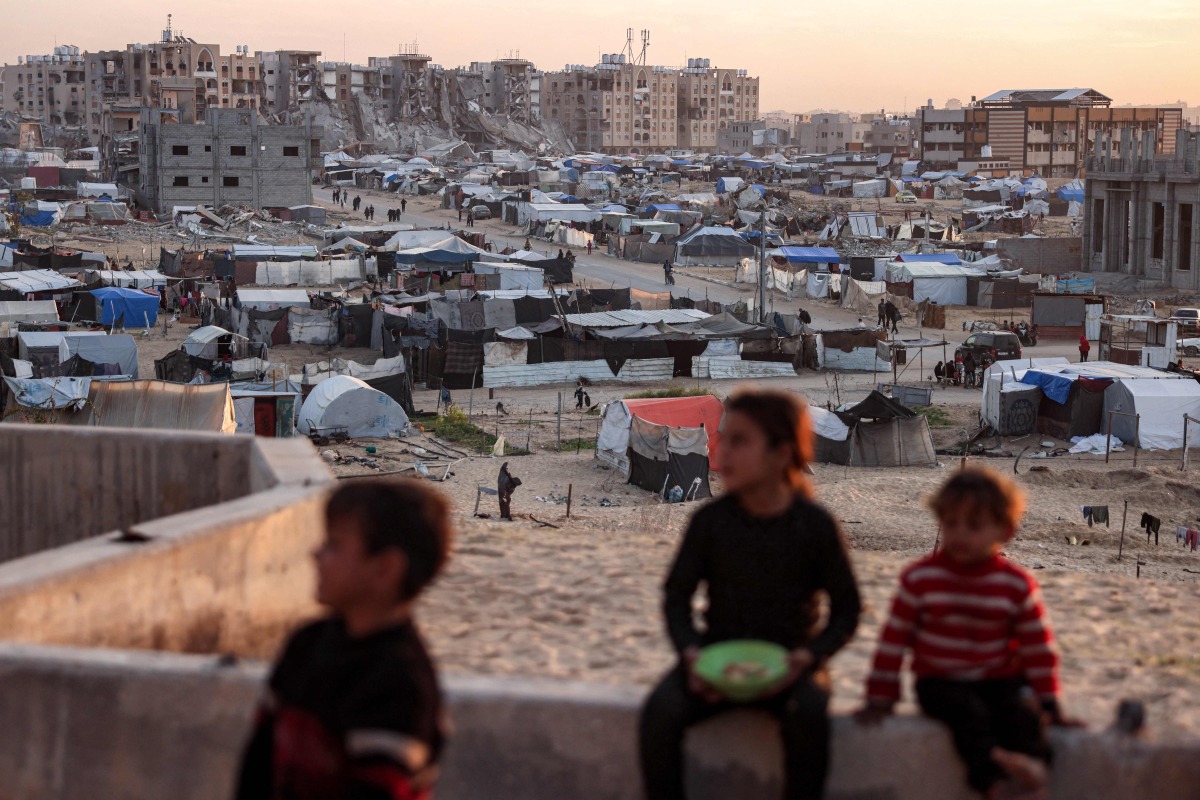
<box><xmin>897</xmin><ymin>252</ymin><xmax>962</xmax><ymax>265</ymax></box>
<box><xmin>886</xmin><ymin>262</ymin><xmax>967</xmax><ymax>305</ymax></box>
<box><xmin>229</xmin><ymin>382</ymin><xmax>301</xmax><ymax>438</ymax></box>
<box><xmin>0</xmin><ymin>269</ymin><xmax>82</xmax><ymax>295</ymax></box>
<box><xmin>60</xmin><ymin>333</ymin><xmax>140</xmax><ymax>378</ymax></box>
<box><xmin>626</xmin><ymin>416</ymin><xmax>712</xmax><ymax>498</ymax></box>
<box><xmin>297</xmin><ymin>375</ymin><xmax>409</xmax><ymax>438</ymax></box>
<box><xmin>86</xmin><ymin>269</ymin><xmax>167</xmax><ymax>289</ymax></box>
<box><xmin>810</xmin><ymin>405</ymin><xmax>852</xmax><ymax>464</ymax></box>
<box><xmin>472</xmin><ymin>263</ymin><xmax>544</xmax><ymax>290</ymax></box>
<box><xmin>834</xmin><ymin>391</ymin><xmax>937</xmax><ymax>467</ymax></box>
<box><xmin>1103</xmin><ymin>378</ymin><xmax>1200</xmax><ymax>450</ymax></box>
<box><xmin>182</xmin><ymin>326</ymin><xmax>249</xmax><ymax>359</ymax></box>
<box><xmin>0</xmin><ymin>300</ymin><xmax>59</xmax><ymax>325</ymax></box>
<box><xmin>90</xmin><ymin>287</ymin><xmax>158</xmax><ymax>327</ymax></box>
<box><xmin>392</xmin><ymin>236</ymin><xmax>493</xmax><ymax>266</ymax></box>
<box><xmin>595</xmin><ymin>395</ymin><xmax>723</xmax><ymax>481</ymax></box>
<box><xmin>674</xmin><ymin>227</ymin><xmax>757</xmax><ymax>266</ymax></box>
<box><xmin>769</xmin><ymin>247</ymin><xmax>840</xmax><ymax>265</ymax></box>
<box><xmin>85</xmin><ymin>381</ymin><xmax>236</xmax><ymax>433</ymax></box>
<box><xmin>980</xmin><ymin>358</ymin><xmax>1070</xmax><ymax>435</ymax></box>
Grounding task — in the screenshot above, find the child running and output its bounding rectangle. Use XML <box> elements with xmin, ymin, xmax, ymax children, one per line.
<box><xmin>858</xmin><ymin>468</ymin><xmax>1070</xmax><ymax>800</ymax></box>
<box><xmin>639</xmin><ymin>389</ymin><xmax>862</xmax><ymax>800</ymax></box>
<box><xmin>235</xmin><ymin>479</ymin><xmax>451</xmax><ymax>800</ymax></box>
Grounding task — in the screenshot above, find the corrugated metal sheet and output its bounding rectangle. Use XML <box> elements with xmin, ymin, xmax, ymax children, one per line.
<box><xmin>564</xmin><ymin>309</ymin><xmax>710</xmax><ymax>328</ymax></box>
<box><xmin>692</xmin><ymin>356</ymin><xmax>798</xmax><ymax>380</ymax></box>
<box><xmin>987</xmin><ymin>109</ymin><xmax>1026</xmax><ymax>168</ymax></box>
<box><xmin>483</xmin><ymin>358</ymin><xmax>674</xmax><ymax>388</ymax></box>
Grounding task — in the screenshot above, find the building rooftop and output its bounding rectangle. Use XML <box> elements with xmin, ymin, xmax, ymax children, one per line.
<box><xmin>978</xmin><ymin>88</ymin><xmax>1112</xmax><ymax>107</ymax></box>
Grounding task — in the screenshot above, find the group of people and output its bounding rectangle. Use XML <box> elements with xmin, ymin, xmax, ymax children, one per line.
<box><xmin>935</xmin><ymin>348</ymin><xmax>995</xmax><ymax>389</ymax></box>
<box><xmin>876</xmin><ymin>298</ymin><xmax>901</xmax><ymax>334</ymax></box>
<box><xmin>330</xmin><ymin>188</ymin><xmax>408</xmax><ymax>222</ymax></box>
<box><xmin>235</xmin><ymin>388</ymin><xmax>1071</xmax><ymax>800</ymax></box>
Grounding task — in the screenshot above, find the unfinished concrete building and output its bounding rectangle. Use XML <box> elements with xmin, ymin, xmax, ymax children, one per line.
<box><xmin>137</xmin><ymin>108</ymin><xmax>321</xmax><ymax>212</ymax></box>
<box><xmin>466</xmin><ymin>59</ymin><xmax>534</xmax><ymax>125</ymax></box>
<box><xmin>1083</xmin><ymin>129</ymin><xmax>1200</xmax><ymax>288</ymax></box>
<box><xmin>258</xmin><ymin>50</ymin><xmax>322</xmax><ymax>111</ymax></box>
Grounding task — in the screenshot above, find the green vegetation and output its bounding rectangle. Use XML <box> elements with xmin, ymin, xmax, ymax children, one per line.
<box><xmin>916</xmin><ymin>406</ymin><xmax>953</xmax><ymax>428</ymax></box>
<box><xmin>413</xmin><ymin>407</ymin><xmax>528</xmax><ymax>455</ymax></box>
<box><xmin>625</xmin><ymin>386</ymin><xmax>717</xmax><ymax>400</ymax></box>
<box><xmin>559</xmin><ymin>437</ymin><xmax>596</xmax><ymax>452</ymax></box>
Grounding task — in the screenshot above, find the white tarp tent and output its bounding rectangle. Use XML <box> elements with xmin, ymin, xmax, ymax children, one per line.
<box><xmin>886</xmin><ymin>261</ymin><xmax>967</xmax><ymax>305</ymax></box>
<box><xmin>980</xmin><ymin>357</ymin><xmax>1070</xmax><ymax>433</ymax></box>
<box><xmin>86</xmin><ymin>269</ymin><xmax>168</xmax><ymax>288</ymax></box>
<box><xmin>1103</xmin><ymin>378</ymin><xmax>1200</xmax><ymax>450</ymax></box>
<box><xmin>254</xmin><ymin>259</ymin><xmax>371</xmax><ymax>285</ymax></box>
<box><xmin>0</xmin><ymin>269</ymin><xmax>82</xmax><ymax>293</ymax></box>
<box><xmin>0</xmin><ymin>300</ymin><xmax>59</xmax><ymax>324</ymax></box>
<box><xmin>472</xmin><ymin>263</ymin><xmax>544</xmax><ymax>290</ymax></box>
<box><xmin>236</xmin><ymin>289</ymin><xmax>312</xmax><ymax>310</ymax></box>
<box><xmin>297</xmin><ymin>375</ymin><xmax>409</xmax><ymax>438</ymax></box>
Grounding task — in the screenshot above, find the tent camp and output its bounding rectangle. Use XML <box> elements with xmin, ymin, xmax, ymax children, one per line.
<box><xmin>674</xmin><ymin>227</ymin><xmax>757</xmax><ymax>266</ymax></box>
<box><xmin>297</xmin><ymin>375</ymin><xmax>410</xmax><ymax>438</ymax></box>
<box><xmin>90</xmin><ymin>287</ymin><xmax>158</xmax><ymax>327</ymax></box>
<box><xmin>815</xmin><ymin>391</ymin><xmax>936</xmax><ymax>467</ymax></box>
<box><xmin>596</xmin><ymin>395</ymin><xmax>723</xmax><ymax>496</ymax></box>
<box><xmin>83</xmin><ymin>381</ymin><xmax>236</xmax><ymax>432</ymax></box>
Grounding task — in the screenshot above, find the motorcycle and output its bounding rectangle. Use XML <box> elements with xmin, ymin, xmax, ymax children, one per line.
<box><xmin>1010</xmin><ymin>323</ymin><xmax>1038</xmax><ymax>347</ymax></box>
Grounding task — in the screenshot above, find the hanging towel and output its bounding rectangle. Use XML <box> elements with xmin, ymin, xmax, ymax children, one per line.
<box><xmin>1188</xmin><ymin>529</ymin><xmax>1199</xmax><ymax>552</ymax></box>
<box><xmin>1178</xmin><ymin>526</ymin><xmax>1189</xmax><ymax>544</ymax></box>
<box><xmin>1089</xmin><ymin>506</ymin><xmax>1109</xmax><ymax>527</ymax></box>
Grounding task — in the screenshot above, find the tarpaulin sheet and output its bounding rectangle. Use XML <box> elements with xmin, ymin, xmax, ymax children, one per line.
<box><xmin>86</xmin><ymin>380</ymin><xmax>236</xmax><ymax>433</ymax></box>
<box><xmin>60</xmin><ymin>334</ymin><xmax>139</xmax><ymax>379</ymax></box>
<box><xmin>288</xmin><ymin>307</ymin><xmax>338</xmax><ymax>345</ymax></box>
<box><xmin>297</xmin><ymin>375</ymin><xmax>409</xmax><ymax>438</ymax></box>
<box><xmin>1103</xmin><ymin>378</ymin><xmax>1200</xmax><ymax>450</ymax></box>
<box><xmin>90</xmin><ymin>287</ymin><xmax>158</xmax><ymax>328</ymax></box>
<box><xmin>3</xmin><ymin>376</ymin><xmax>91</xmax><ymax>410</ymax></box>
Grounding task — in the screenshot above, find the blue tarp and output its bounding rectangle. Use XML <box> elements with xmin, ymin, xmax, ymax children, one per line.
<box><xmin>20</xmin><ymin>211</ymin><xmax>56</xmax><ymax>227</ymax></box>
<box><xmin>592</xmin><ymin>164</ymin><xmax>621</xmax><ymax>173</ymax></box>
<box><xmin>897</xmin><ymin>253</ymin><xmax>962</xmax><ymax>265</ymax></box>
<box><xmin>769</xmin><ymin>246</ymin><xmax>841</xmax><ymax>264</ymax></box>
<box><xmin>740</xmin><ymin>231</ymin><xmax>783</xmax><ymax>243</ymax></box>
<box><xmin>1057</xmin><ymin>184</ymin><xmax>1085</xmax><ymax>203</ymax></box>
<box><xmin>671</xmin><ymin>159</ymin><xmax>693</xmax><ymax>166</ymax></box>
<box><xmin>1019</xmin><ymin>370</ymin><xmax>1075</xmax><ymax>404</ymax></box>
<box><xmin>645</xmin><ymin>203</ymin><xmax>681</xmax><ymax>212</ymax></box>
<box><xmin>739</xmin><ymin>160</ymin><xmax>771</xmax><ymax>169</ymax></box>
<box><xmin>91</xmin><ymin>287</ymin><xmax>158</xmax><ymax>328</ymax></box>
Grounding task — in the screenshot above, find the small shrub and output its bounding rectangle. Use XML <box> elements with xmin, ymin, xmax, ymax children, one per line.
<box><xmin>917</xmin><ymin>406</ymin><xmax>952</xmax><ymax>428</ymax></box>
<box><xmin>625</xmin><ymin>386</ymin><xmax>717</xmax><ymax>400</ymax></box>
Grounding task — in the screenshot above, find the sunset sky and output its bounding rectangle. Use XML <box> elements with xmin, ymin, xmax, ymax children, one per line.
<box><xmin>2</xmin><ymin>0</ymin><xmax>1196</xmax><ymax>113</ymax></box>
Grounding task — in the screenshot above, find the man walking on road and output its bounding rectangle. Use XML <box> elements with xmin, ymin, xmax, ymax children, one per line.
<box><xmin>877</xmin><ymin>299</ymin><xmax>886</xmax><ymax>327</ymax></box>
<box><xmin>663</xmin><ymin>259</ymin><xmax>674</xmax><ymax>285</ymax></box>
<box><xmin>352</xmin><ymin>195</ymin><xmax>361</xmax><ymax>212</ymax></box>
<box><xmin>401</xmin><ymin>198</ymin><xmax>407</xmax><ymax>214</ymax></box>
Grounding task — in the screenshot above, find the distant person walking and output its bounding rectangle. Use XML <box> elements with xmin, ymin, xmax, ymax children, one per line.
<box><xmin>352</xmin><ymin>195</ymin><xmax>361</xmax><ymax>212</ymax></box>
<box><xmin>663</xmin><ymin>259</ymin><xmax>674</xmax><ymax>286</ymax></box>
<box><xmin>401</xmin><ymin>198</ymin><xmax>407</xmax><ymax>214</ymax></box>
<box><xmin>877</xmin><ymin>299</ymin><xmax>887</xmax><ymax>327</ymax></box>
<box><xmin>1079</xmin><ymin>334</ymin><xmax>1090</xmax><ymax>363</ymax></box>
<box><xmin>587</xmin><ymin>240</ymin><xmax>593</xmax><ymax>256</ymax></box>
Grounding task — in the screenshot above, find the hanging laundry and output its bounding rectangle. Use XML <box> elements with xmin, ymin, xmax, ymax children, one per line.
<box><xmin>1188</xmin><ymin>529</ymin><xmax>1199</xmax><ymax>552</ymax></box>
<box><xmin>1141</xmin><ymin>512</ymin><xmax>1161</xmax><ymax>545</ymax></box>
<box><xmin>1178</xmin><ymin>526</ymin><xmax>1189</xmax><ymax>544</ymax></box>
<box><xmin>1082</xmin><ymin>506</ymin><xmax>1110</xmax><ymax>527</ymax></box>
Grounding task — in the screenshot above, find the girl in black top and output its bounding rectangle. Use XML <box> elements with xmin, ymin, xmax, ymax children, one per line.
<box><xmin>639</xmin><ymin>389</ymin><xmax>861</xmax><ymax>800</ymax></box>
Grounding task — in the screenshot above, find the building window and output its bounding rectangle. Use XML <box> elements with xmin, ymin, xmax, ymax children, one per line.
<box><xmin>172</xmin><ymin>176</ymin><xmax>188</xmax><ymax>187</ymax></box>
<box><xmin>205</xmin><ymin>145</ymin><xmax>212</xmax><ymax>152</ymax></box>
<box><xmin>230</xmin><ymin>145</ymin><xmax>247</xmax><ymax>156</ymax></box>
<box><xmin>1180</xmin><ymin>204</ymin><xmax>1194</xmax><ymax>271</ymax></box>
<box><xmin>223</xmin><ymin>176</ymin><xmax>240</xmax><ymax>187</ymax></box>
<box><xmin>171</xmin><ymin>145</ymin><xmax>189</xmax><ymax>156</ymax></box>
<box><xmin>202</xmin><ymin>176</ymin><xmax>209</xmax><ymax>183</ymax></box>
<box><xmin>283</xmin><ymin>145</ymin><xmax>299</xmax><ymax>157</ymax></box>
<box><xmin>1152</xmin><ymin>203</ymin><xmax>1165</xmax><ymax>260</ymax></box>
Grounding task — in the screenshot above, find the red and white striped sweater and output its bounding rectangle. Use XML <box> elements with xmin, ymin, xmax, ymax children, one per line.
<box><xmin>866</xmin><ymin>551</ymin><xmax>1059</xmax><ymax>705</ymax></box>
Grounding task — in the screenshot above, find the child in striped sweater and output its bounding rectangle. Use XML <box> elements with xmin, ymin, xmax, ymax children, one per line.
<box><xmin>858</xmin><ymin>468</ymin><xmax>1072</xmax><ymax>800</ymax></box>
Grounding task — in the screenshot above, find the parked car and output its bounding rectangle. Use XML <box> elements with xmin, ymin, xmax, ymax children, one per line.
<box><xmin>469</xmin><ymin>205</ymin><xmax>492</xmax><ymax>220</ymax></box>
<box><xmin>1179</xmin><ymin>338</ymin><xmax>1200</xmax><ymax>357</ymax></box>
<box><xmin>959</xmin><ymin>331</ymin><xmax>1023</xmax><ymax>362</ymax></box>
<box><xmin>895</xmin><ymin>191</ymin><xmax>917</xmax><ymax>204</ymax></box>
<box><xmin>1170</xmin><ymin>307</ymin><xmax>1200</xmax><ymax>332</ymax></box>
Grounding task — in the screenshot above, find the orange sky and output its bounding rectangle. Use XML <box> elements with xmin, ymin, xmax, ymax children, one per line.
<box><xmin>2</xmin><ymin>0</ymin><xmax>1196</xmax><ymax>113</ymax></box>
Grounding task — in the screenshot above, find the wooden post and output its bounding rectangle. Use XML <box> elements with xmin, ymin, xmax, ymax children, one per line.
<box><xmin>557</xmin><ymin>392</ymin><xmax>562</xmax><ymax>452</ymax></box>
<box><xmin>566</xmin><ymin>484</ymin><xmax>573</xmax><ymax>519</ymax></box>
<box><xmin>1133</xmin><ymin>414</ymin><xmax>1140</xmax><ymax>468</ymax></box>
<box><xmin>577</xmin><ymin>413</ymin><xmax>584</xmax><ymax>455</ymax></box>
<box><xmin>1106</xmin><ymin>411</ymin><xmax>1114</xmax><ymax>463</ymax></box>
<box><xmin>525</xmin><ymin>407</ymin><xmax>533</xmax><ymax>452</ymax></box>
<box><xmin>1118</xmin><ymin>499</ymin><xmax>1128</xmax><ymax>560</ymax></box>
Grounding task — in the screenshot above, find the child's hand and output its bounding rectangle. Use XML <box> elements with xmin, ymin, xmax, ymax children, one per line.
<box><xmin>683</xmin><ymin>648</ymin><xmax>722</xmax><ymax>703</ymax></box>
<box><xmin>854</xmin><ymin>701</ymin><xmax>894</xmax><ymax>726</ymax></box>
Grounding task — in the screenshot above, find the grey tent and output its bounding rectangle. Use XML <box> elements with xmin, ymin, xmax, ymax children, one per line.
<box><xmin>837</xmin><ymin>390</ymin><xmax>937</xmax><ymax>467</ymax></box>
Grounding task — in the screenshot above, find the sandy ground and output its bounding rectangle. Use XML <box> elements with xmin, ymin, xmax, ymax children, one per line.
<box><xmin>302</xmin><ymin>435</ymin><xmax>1200</xmax><ymax>741</ymax></box>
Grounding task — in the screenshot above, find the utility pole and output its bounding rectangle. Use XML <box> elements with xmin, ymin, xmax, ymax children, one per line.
<box><xmin>758</xmin><ymin>208</ymin><xmax>767</xmax><ymax>323</ymax></box>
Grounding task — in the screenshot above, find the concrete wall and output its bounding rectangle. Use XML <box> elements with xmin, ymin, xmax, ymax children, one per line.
<box><xmin>0</xmin><ymin>424</ymin><xmax>255</xmax><ymax>562</ymax></box>
<box><xmin>0</xmin><ymin>432</ymin><xmax>331</xmax><ymax>654</ymax></box>
<box><xmin>0</xmin><ymin>646</ymin><xmax>1196</xmax><ymax>800</ymax></box>
<box><xmin>996</xmin><ymin>237</ymin><xmax>1083</xmax><ymax>276</ymax></box>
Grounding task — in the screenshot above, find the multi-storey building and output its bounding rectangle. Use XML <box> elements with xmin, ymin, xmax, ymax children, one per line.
<box><xmin>920</xmin><ymin>90</ymin><xmax>1185</xmax><ymax>176</ymax></box>
<box><xmin>259</xmin><ymin>50</ymin><xmax>322</xmax><ymax>111</ymax></box>
<box><xmin>0</xmin><ymin>46</ymin><xmax>91</xmax><ymax>140</ymax></box>
<box><xmin>718</xmin><ymin>119</ymin><xmax>789</xmax><ymax>155</ymax></box>
<box><xmin>541</xmin><ymin>56</ymin><xmax>757</xmax><ymax>154</ymax></box>
<box><xmin>794</xmin><ymin>113</ymin><xmax>871</xmax><ymax>155</ymax></box>
<box><xmin>138</xmin><ymin>107</ymin><xmax>321</xmax><ymax>212</ymax></box>
<box><xmin>676</xmin><ymin>59</ymin><xmax>759</xmax><ymax>152</ymax></box>
<box><xmin>465</xmin><ymin>59</ymin><xmax>534</xmax><ymax>124</ymax></box>
<box><xmin>542</xmin><ymin>55</ymin><xmax>678</xmax><ymax>153</ymax></box>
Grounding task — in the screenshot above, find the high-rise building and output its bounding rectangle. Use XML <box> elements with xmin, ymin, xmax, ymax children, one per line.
<box><xmin>675</xmin><ymin>59</ymin><xmax>759</xmax><ymax>152</ymax></box>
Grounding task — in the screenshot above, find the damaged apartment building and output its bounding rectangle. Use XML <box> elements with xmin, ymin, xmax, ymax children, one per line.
<box><xmin>138</xmin><ymin>107</ymin><xmax>321</xmax><ymax>213</ymax></box>
<box><xmin>1084</xmin><ymin>128</ymin><xmax>1200</xmax><ymax>289</ymax></box>
<box><xmin>541</xmin><ymin>55</ymin><xmax>759</xmax><ymax>154</ymax></box>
